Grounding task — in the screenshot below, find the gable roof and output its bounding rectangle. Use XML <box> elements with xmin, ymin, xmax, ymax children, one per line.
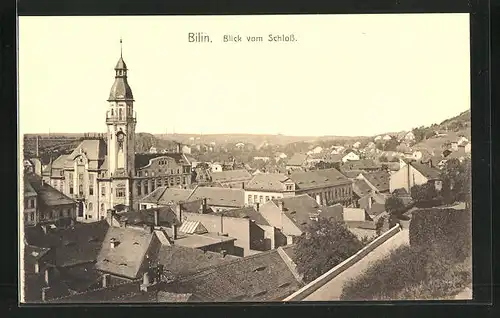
<box><xmin>361</xmin><ymin>171</ymin><xmax>390</xmax><ymax>193</ymax></box>
<box><xmin>186</xmin><ymin>187</ymin><xmax>244</xmax><ymax>208</ymax></box>
<box><xmin>24</xmin><ymin>176</ymin><xmax>37</xmax><ymax>197</ymax></box>
<box><xmin>273</xmin><ymin>195</ymin><xmax>324</xmax><ymax>232</ymax></box>
<box><xmin>287</xmin><ymin>153</ymin><xmax>309</xmax><ymax>166</ymax></box>
<box><xmin>140</xmin><ymin>187</ymin><xmax>193</xmax><ymax>205</ymax></box>
<box><xmin>154</xmin><ymin>245</ymin><xmax>238</xmax><ymax>277</ymax></box>
<box><xmin>26</xmin><ymin>175</ymin><xmax>75</xmax><ymax>207</ymax></box>
<box><xmin>352</xmin><ymin>179</ymin><xmax>372</xmax><ymax>198</ymax></box>
<box><xmin>290</xmin><ymin>168</ymin><xmax>351</xmax><ymax>190</ymax></box>
<box><xmin>245</xmin><ymin>173</ymin><xmax>291</xmax><ymax>192</ymax></box>
<box><xmin>216</xmin><ymin>206</ymin><xmax>270</xmax><ymax>226</ymax></box>
<box><xmin>96</xmin><ymin>227</ymin><xmax>159</xmax><ymax>279</ymax></box>
<box><xmin>24</xmin><ymin>220</ymin><xmax>109</xmax><ymax>267</ymax></box>
<box><xmin>210</xmin><ymin>169</ymin><xmax>252</xmax><ymax>183</ymax></box>
<box><xmin>162</xmin><ymin>249</ymin><xmax>303</xmax><ymax>302</ymax></box>
<box><xmin>135</xmin><ymin>153</ymin><xmax>189</xmax><ymax>169</ymax></box>
<box><xmin>114</xmin><ymin>206</ymin><xmax>180</xmax><ymax>227</ymax></box>
<box><xmin>412</xmin><ymin>162</ymin><xmax>441</xmax><ymax>180</ymax></box>
<box><xmin>68</xmin><ymin>139</ymin><xmax>107</xmax><ymax>161</ymax></box>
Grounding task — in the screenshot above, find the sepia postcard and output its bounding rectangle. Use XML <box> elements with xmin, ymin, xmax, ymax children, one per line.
<box><xmin>19</xmin><ymin>14</ymin><xmax>472</xmax><ymax>303</ymax></box>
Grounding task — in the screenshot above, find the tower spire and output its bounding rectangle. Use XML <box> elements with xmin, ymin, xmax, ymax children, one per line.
<box><xmin>120</xmin><ymin>37</ymin><xmax>123</xmax><ymax>58</ymax></box>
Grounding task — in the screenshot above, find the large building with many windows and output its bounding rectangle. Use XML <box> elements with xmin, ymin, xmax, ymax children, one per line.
<box><xmin>41</xmin><ymin>44</ymin><xmax>192</xmax><ymax>222</ymax></box>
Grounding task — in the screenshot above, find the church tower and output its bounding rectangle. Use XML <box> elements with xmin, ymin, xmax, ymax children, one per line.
<box><xmin>106</xmin><ymin>39</ymin><xmax>136</xmax><ymax>206</ymax></box>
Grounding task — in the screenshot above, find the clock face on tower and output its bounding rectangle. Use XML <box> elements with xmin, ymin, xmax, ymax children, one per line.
<box><xmin>117</xmin><ymin>131</ymin><xmax>125</xmax><ymax>150</ymax></box>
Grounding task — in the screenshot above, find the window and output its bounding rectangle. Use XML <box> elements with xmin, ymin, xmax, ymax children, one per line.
<box><xmin>79</xmin><ymin>173</ymin><xmax>84</xmax><ymax>182</ymax></box>
<box><xmin>89</xmin><ymin>175</ymin><xmax>94</xmax><ymax>195</ymax></box>
<box><xmin>254</xmin><ymin>195</ymin><xmax>258</xmax><ymax>202</ymax></box>
<box><xmin>29</xmin><ymin>199</ymin><xmax>35</xmax><ymax>209</ymax></box>
<box><xmin>119</xmin><ymin>108</ymin><xmax>123</xmax><ymax>120</ymax></box>
<box><xmin>116</xmin><ymin>187</ymin><xmax>126</xmax><ymax>197</ymax></box>
<box><xmin>88</xmin><ymin>202</ymin><xmax>93</xmax><ymax>211</ymax></box>
<box><xmin>145</xmin><ymin>171</ymin><xmax>148</xmax><ymax>177</ymax></box>
<box><xmin>176</xmin><ymin>177</ymin><xmax>181</xmax><ymax>184</ymax></box>
<box><xmin>144</xmin><ymin>183</ymin><xmax>149</xmax><ymax>194</ymax></box>
<box><xmin>100</xmin><ymin>204</ymin><xmax>105</xmax><ymax>213</ymax></box>
<box><xmin>101</xmin><ymin>187</ymin><xmax>105</xmax><ymax>197</ymax></box>
<box><xmin>265</xmin><ymin>196</ymin><xmax>270</xmax><ymax>202</ymax></box>
<box><xmin>59</xmin><ymin>209</ymin><xmax>63</xmax><ymax>217</ymax></box>
<box><xmin>111</xmin><ymin>109</ymin><xmax>114</xmax><ymax>116</ymax></box>
<box><xmin>30</xmin><ymin>212</ymin><xmax>34</xmax><ymax>221</ymax></box>
<box><xmin>137</xmin><ymin>184</ymin><xmax>142</xmax><ymax>195</ymax></box>
<box><xmin>79</xmin><ymin>184</ymin><xmax>84</xmax><ymax>196</ymax></box>
<box><xmin>272</xmin><ymin>196</ymin><xmax>275</xmax><ymax>200</ymax></box>
<box><xmin>141</xmin><ymin>204</ymin><xmax>147</xmax><ymax>210</ymax></box>
<box><xmin>259</xmin><ymin>196</ymin><xmax>264</xmax><ymax>203</ymax></box>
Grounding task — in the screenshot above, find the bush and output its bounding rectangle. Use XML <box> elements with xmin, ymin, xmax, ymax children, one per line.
<box><xmin>409</xmin><ymin>208</ymin><xmax>471</xmax><ymax>261</ymax></box>
<box><xmin>340</xmin><ymin>245</ymin><xmax>472</xmax><ymax>300</ymax></box>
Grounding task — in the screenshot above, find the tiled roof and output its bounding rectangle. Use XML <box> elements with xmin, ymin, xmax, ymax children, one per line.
<box><xmin>162</xmin><ymin>249</ymin><xmax>303</xmax><ymax>302</ymax></box>
<box><xmin>280</xmin><ymin>244</ymin><xmax>297</xmax><ymax>263</ymax></box>
<box><xmin>114</xmin><ymin>206</ymin><xmax>180</xmax><ymax>227</ymax></box>
<box><xmin>217</xmin><ymin>207</ymin><xmax>270</xmax><ymax>226</ymax></box>
<box><xmin>361</xmin><ymin>171</ymin><xmax>390</xmax><ymax>193</ymax></box>
<box><xmin>273</xmin><ymin>195</ymin><xmax>325</xmax><ymax>232</ymax></box>
<box><xmin>210</xmin><ymin>169</ymin><xmax>252</xmax><ymax>183</ymax></box>
<box><xmin>24</xmin><ymin>220</ymin><xmax>109</xmax><ymax>267</ymax></box>
<box><xmin>108</xmin><ymin>71</ymin><xmax>134</xmax><ymax>101</ymax></box>
<box><xmin>135</xmin><ymin>153</ymin><xmax>189</xmax><ymax>169</ymax></box>
<box><xmin>287</xmin><ymin>153</ymin><xmax>309</xmax><ymax>166</ymax></box>
<box><xmin>173</xmin><ymin>232</ymin><xmax>236</xmax><ymax>249</ymax></box>
<box><xmin>51</xmin><ymin>155</ymin><xmax>69</xmax><ymax>169</ymax></box>
<box><xmin>412</xmin><ymin>162</ymin><xmax>441</xmax><ymax>180</ymax></box>
<box><xmin>96</xmin><ymin>227</ymin><xmax>159</xmax><ymax>279</ymax></box>
<box><xmin>154</xmin><ymin>245</ymin><xmax>238</xmax><ymax>277</ymax></box>
<box><xmin>186</xmin><ymin>187</ymin><xmax>244</xmax><ymax>208</ymax></box>
<box><xmin>290</xmin><ymin>168</ymin><xmax>351</xmax><ymax>190</ymax></box>
<box><xmin>68</xmin><ymin>139</ymin><xmax>107</xmax><ymax>161</ymax></box>
<box><xmin>27</xmin><ymin>175</ymin><xmax>74</xmax><ymax>207</ymax></box>
<box><xmin>23</xmin><ymin>245</ymin><xmax>50</xmax><ymax>274</ymax></box>
<box><xmin>342</xmin><ymin>159</ymin><xmax>380</xmax><ymax>171</ymax></box>
<box><xmin>340</xmin><ymin>169</ymin><xmax>363</xmax><ymax>179</ymax></box>
<box><xmin>352</xmin><ymin>179</ymin><xmax>372</xmax><ymax>198</ymax></box>
<box><xmin>245</xmin><ymin>173</ymin><xmax>291</xmax><ymax>192</ymax></box>
<box><xmin>140</xmin><ymin>187</ymin><xmax>193</xmax><ymax>205</ymax></box>
<box><xmin>24</xmin><ymin>176</ymin><xmax>37</xmax><ymax>197</ymax></box>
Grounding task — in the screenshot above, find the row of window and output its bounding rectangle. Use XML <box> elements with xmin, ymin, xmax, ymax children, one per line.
<box><xmin>248</xmin><ymin>195</ymin><xmax>277</xmax><ymax>204</ymax></box>
<box><xmin>137</xmin><ymin>166</ymin><xmax>190</xmax><ymax>177</ymax></box>
<box><xmin>24</xmin><ymin>198</ymin><xmax>35</xmax><ymax>209</ymax></box>
<box><xmin>39</xmin><ymin>208</ymin><xmax>72</xmax><ymax>220</ymax></box>
<box><xmin>137</xmin><ymin>177</ymin><xmax>187</xmax><ymax>195</ymax></box>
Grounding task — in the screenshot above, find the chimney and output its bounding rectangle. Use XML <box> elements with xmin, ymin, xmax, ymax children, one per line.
<box><xmin>34</xmin><ymin>261</ymin><xmax>40</xmax><ymax>274</ymax></box>
<box><xmin>44</xmin><ymin>267</ymin><xmax>52</xmax><ymax>286</ymax></box>
<box><xmin>154</xmin><ymin>209</ymin><xmax>159</xmax><ymax>226</ymax></box>
<box><xmin>140</xmin><ymin>271</ymin><xmax>152</xmax><ymax>292</ymax></box>
<box><xmin>241</xmin><ymin>182</ymin><xmax>245</xmax><ymax>189</ymax></box>
<box><xmin>202</xmin><ymin>198</ymin><xmax>207</xmax><ymax>213</ymax></box>
<box><xmin>102</xmin><ymin>274</ymin><xmax>110</xmax><ymax>288</ymax></box>
<box><xmin>256</xmin><ymin>202</ymin><xmax>260</xmax><ymax>212</ymax></box>
<box><xmin>278</xmin><ymin>200</ymin><xmax>284</xmax><ymax>212</ymax></box>
<box><xmin>110</xmin><ymin>238</ymin><xmax>118</xmax><ymax>249</ymax></box>
<box><xmin>171</xmin><ymin>222</ymin><xmax>178</xmax><ymax>240</ymax></box>
<box><xmin>220</xmin><ymin>249</ymin><xmax>227</xmax><ymax>258</ymax></box>
<box><xmin>175</xmin><ymin>204</ymin><xmax>182</xmax><ymax>221</ymax></box>
<box><xmin>41</xmin><ymin>286</ymin><xmax>50</xmax><ymax>302</ymax></box>
<box><xmin>368</xmin><ymin>196</ymin><xmax>373</xmax><ymax>210</ymax></box>
<box><xmin>36</xmin><ymin>135</ymin><xmax>39</xmax><ymax>158</ymax></box>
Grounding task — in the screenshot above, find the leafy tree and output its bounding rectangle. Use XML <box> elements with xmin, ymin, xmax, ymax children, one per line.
<box><xmin>385</xmin><ymin>195</ymin><xmax>406</xmax><ymax>227</ymax></box>
<box><xmin>440</xmin><ymin>158</ymin><xmax>471</xmax><ymax>207</ymax></box>
<box><xmin>294</xmin><ymin>218</ymin><xmax>364</xmax><ymax>283</ymax></box>
<box><xmin>375</xmin><ymin>216</ymin><xmax>387</xmax><ymax>236</ymax></box>
<box><xmin>412</xmin><ymin>126</ymin><xmax>427</xmax><ymax>143</ymax></box>
<box><xmin>410</xmin><ymin>183</ymin><xmax>440</xmax><ymax>207</ymax></box>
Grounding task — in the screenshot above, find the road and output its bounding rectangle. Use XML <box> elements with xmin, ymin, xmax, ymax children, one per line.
<box><xmin>303</xmin><ymin>229</ymin><xmax>410</xmax><ymax>301</ymax></box>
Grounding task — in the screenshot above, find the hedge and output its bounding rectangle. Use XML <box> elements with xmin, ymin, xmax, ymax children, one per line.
<box><xmin>409</xmin><ymin>208</ymin><xmax>471</xmax><ymax>261</ymax></box>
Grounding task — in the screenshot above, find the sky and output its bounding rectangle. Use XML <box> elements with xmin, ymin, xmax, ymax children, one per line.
<box><xmin>18</xmin><ymin>14</ymin><xmax>470</xmax><ymax>137</ymax></box>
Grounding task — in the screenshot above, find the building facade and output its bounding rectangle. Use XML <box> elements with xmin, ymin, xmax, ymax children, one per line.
<box><xmin>41</xmin><ymin>45</ymin><xmax>192</xmax><ymax>222</ymax></box>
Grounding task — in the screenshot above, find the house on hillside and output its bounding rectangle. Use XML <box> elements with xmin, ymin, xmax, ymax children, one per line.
<box><xmin>286</xmin><ymin>153</ymin><xmax>309</xmax><ymax>171</ymax></box>
<box><xmin>352</xmin><ymin>141</ymin><xmax>361</xmax><ymax>149</ymax></box>
<box><xmin>389</xmin><ymin>162</ymin><xmax>442</xmax><ymax>193</ymax></box>
<box><xmin>374</xmin><ymin>136</ymin><xmax>382</xmax><ymax>142</ymax></box>
<box><xmin>382</xmin><ymin>135</ymin><xmax>392</xmax><ymax>141</ymax></box>
<box><xmin>210</xmin><ymin>162</ymin><xmax>223</xmax><ymax>173</ymax></box>
<box><xmin>330</xmin><ymin>146</ymin><xmax>345</xmax><ymax>155</ymax></box>
<box><xmin>357</xmin><ymin>171</ymin><xmax>391</xmax><ymax>194</ymax></box>
<box><xmin>342</xmin><ymin>151</ymin><xmax>360</xmax><ymax>163</ymax></box>
<box><xmin>259</xmin><ymin>195</ymin><xmax>343</xmax><ymax>244</ymax></box>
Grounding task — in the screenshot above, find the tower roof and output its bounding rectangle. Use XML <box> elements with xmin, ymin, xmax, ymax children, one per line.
<box><xmin>115</xmin><ymin>56</ymin><xmax>127</xmax><ymax>70</ymax></box>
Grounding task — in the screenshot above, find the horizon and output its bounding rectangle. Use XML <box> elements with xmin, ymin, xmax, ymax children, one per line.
<box><xmin>19</xmin><ymin>14</ymin><xmax>470</xmax><ymax>137</ymax></box>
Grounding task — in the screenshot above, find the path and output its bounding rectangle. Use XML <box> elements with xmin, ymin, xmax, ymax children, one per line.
<box><xmin>303</xmin><ymin>229</ymin><xmax>410</xmax><ymax>301</ymax></box>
